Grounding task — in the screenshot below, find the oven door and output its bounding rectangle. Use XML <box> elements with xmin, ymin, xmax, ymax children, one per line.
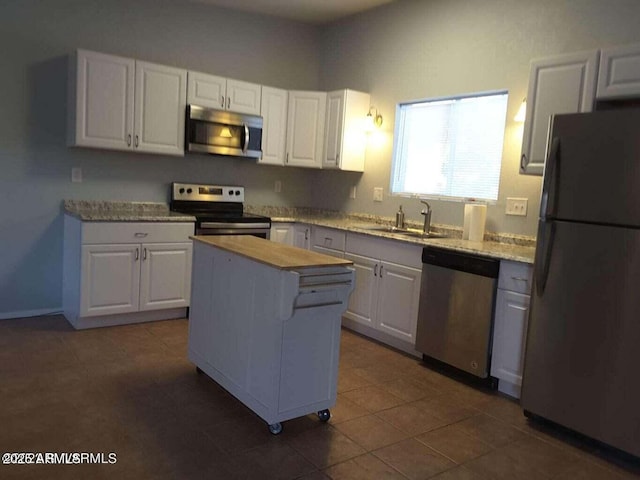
<box><xmin>186</xmin><ymin>105</ymin><xmax>263</xmax><ymax>159</ymax></box>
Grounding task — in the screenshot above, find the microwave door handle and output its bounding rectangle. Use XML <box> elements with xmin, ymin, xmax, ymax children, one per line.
<box><xmin>242</xmin><ymin>123</ymin><xmax>249</xmax><ymax>153</ymax></box>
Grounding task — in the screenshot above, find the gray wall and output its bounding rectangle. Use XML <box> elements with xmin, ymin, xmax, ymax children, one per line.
<box><xmin>315</xmin><ymin>0</ymin><xmax>640</xmax><ymax>235</ymax></box>
<box><xmin>3</xmin><ymin>0</ymin><xmax>640</xmax><ymax>317</ymax></box>
<box><xmin>0</xmin><ymin>0</ymin><xmax>321</xmax><ymax>317</ymax></box>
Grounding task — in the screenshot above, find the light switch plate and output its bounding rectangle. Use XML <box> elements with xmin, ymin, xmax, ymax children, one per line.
<box><xmin>350</xmin><ymin>185</ymin><xmax>357</xmax><ymax>199</ymax></box>
<box><xmin>506</xmin><ymin>197</ymin><xmax>528</xmax><ymax>216</ymax></box>
<box><xmin>71</xmin><ymin>167</ymin><xmax>82</xmax><ymax>183</ymax></box>
<box><xmin>274</xmin><ymin>180</ymin><xmax>282</xmax><ymax>193</ymax></box>
<box><xmin>373</xmin><ymin>187</ymin><xmax>383</xmax><ymax>202</ymax></box>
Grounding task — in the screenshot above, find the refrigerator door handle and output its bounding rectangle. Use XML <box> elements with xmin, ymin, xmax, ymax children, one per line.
<box><xmin>534</xmin><ymin>220</ymin><xmax>555</xmax><ymax>296</ymax></box>
<box><xmin>540</xmin><ymin>136</ymin><xmax>561</xmax><ymax>220</ymax></box>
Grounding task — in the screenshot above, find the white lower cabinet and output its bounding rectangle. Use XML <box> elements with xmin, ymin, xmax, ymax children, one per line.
<box><xmin>293</xmin><ymin>225</ymin><xmax>310</xmax><ymax>249</ymax></box>
<box><xmin>490</xmin><ymin>261</ymin><xmax>533</xmax><ymax>398</ymax></box>
<box><xmin>270</xmin><ymin>223</ymin><xmax>310</xmax><ymax>249</ymax></box>
<box><xmin>64</xmin><ymin>217</ymin><xmax>193</xmax><ymax>329</ymax></box>
<box><xmin>343</xmin><ymin>233</ymin><xmax>422</xmax><ymax>352</ymax></box>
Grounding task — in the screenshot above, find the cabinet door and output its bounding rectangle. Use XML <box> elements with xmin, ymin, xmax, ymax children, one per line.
<box><xmin>80</xmin><ymin>244</ymin><xmax>140</xmax><ymax>317</ymax></box>
<box><xmin>71</xmin><ymin>50</ymin><xmax>135</xmax><ymax>151</ymax></box>
<box><xmin>270</xmin><ymin>224</ymin><xmax>294</xmax><ymax>245</ymax></box>
<box><xmin>293</xmin><ymin>225</ymin><xmax>310</xmax><ymax>249</ymax></box>
<box><xmin>187</xmin><ymin>71</ymin><xmax>226</xmax><ymax>109</ymax></box>
<box><xmin>323</xmin><ymin>90</ymin><xmax>344</xmax><ymax>169</ymax></box>
<box><xmin>376</xmin><ymin>261</ymin><xmax>422</xmax><ymax>343</ymax></box>
<box><xmin>286</xmin><ymin>91</ymin><xmax>326</xmax><ymax>168</ymax></box>
<box><xmin>139</xmin><ymin>242</ymin><xmax>192</xmax><ymax>311</ymax></box>
<box><xmin>597</xmin><ymin>43</ymin><xmax>640</xmax><ymax>99</ymax></box>
<box><xmin>226</xmin><ymin>79</ymin><xmax>261</xmax><ymax>115</ymax></box>
<box><xmin>260</xmin><ymin>87</ymin><xmax>288</xmax><ymax>165</ymax></box>
<box><xmin>520</xmin><ymin>50</ymin><xmax>598</xmax><ymax>175</ymax></box>
<box><xmin>491</xmin><ymin>289</ymin><xmax>530</xmax><ymax>397</ymax></box>
<box><xmin>134</xmin><ymin>61</ymin><xmax>187</xmax><ymax>156</ymax></box>
<box><xmin>343</xmin><ymin>253</ymin><xmax>378</xmax><ymax>328</ymax></box>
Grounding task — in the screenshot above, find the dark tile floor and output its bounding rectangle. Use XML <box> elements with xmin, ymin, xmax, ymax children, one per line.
<box><xmin>1</xmin><ymin>315</ymin><xmax>639</xmax><ymax>479</ymax></box>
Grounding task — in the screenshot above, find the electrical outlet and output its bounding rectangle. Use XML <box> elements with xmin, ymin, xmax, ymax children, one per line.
<box><xmin>349</xmin><ymin>186</ymin><xmax>357</xmax><ymax>199</ymax></box>
<box><xmin>71</xmin><ymin>167</ymin><xmax>82</xmax><ymax>183</ymax></box>
<box><xmin>506</xmin><ymin>197</ymin><xmax>528</xmax><ymax>216</ymax></box>
<box><xmin>274</xmin><ymin>180</ymin><xmax>282</xmax><ymax>193</ymax></box>
<box><xmin>373</xmin><ymin>187</ymin><xmax>383</xmax><ymax>202</ymax></box>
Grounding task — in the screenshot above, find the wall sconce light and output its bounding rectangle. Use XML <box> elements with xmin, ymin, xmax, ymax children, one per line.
<box><xmin>514</xmin><ymin>98</ymin><xmax>527</xmax><ymax>123</ymax></box>
<box><xmin>366</xmin><ymin>106</ymin><xmax>383</xmax><ymax>132</ymax></box>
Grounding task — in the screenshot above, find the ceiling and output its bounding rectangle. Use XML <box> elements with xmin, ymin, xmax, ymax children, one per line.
<box><xmin>189</xmin><ymin>0</ymin><xmax>396</xmax><ymax>24</ymax></box>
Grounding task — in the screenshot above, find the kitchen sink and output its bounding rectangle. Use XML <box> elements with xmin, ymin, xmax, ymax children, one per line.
<box><xmin>362</xmin><ymin>225</ymin><xmax>447</xmax><ymax>239</ymax></box>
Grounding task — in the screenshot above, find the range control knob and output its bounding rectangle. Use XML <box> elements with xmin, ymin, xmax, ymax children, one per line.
<box><xmin>228</xmin><ymin>190</ymin><xmax>234</xmax><ymax>195</ymax></box>
<box><xmin>235</xmin><ymin>190</ymin><xmax>241</xmax><ymax>196</ymax></box>
<box><xmin>179</xmin><ymin>188</ymin><xmax>185</xmax><ymax>194</ymax></box>
<box><xmin>187</xmin><ymin>188</ymin><xmax>193</xmax><ymax>194</ymax></box>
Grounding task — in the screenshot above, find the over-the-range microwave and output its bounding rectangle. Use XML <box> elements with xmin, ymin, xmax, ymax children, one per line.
<box><xmin>185</xmin><ymin>105</ymin><xmax>263</xmax><ymax>159</ymax></box>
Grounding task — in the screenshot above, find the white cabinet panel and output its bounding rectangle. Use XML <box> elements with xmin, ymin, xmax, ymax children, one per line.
<box><xmin>377</xmin><ymin>261</ymin><xmax>421</xmax><ymax>343</ymax></box>
<box><xmin>293</xmin><ymin>225</ymin><xmax>310</xmax><ymax>249</ymax></box>
<box><xmin>134</xmin><ymin>61</ymin><xmax>187</xmax><ymax>156</ymax></box>
<box><xmin>81</xmin><ymin>244</ymin><xmax>140</xmax><ymax>317</ymax></box>
<box><xmin>260</xmin><ymin>87</ymin><xmax>288</xmax><ymax>165</ymax></box>
<box><xmin>286</xmin><ymin>91</ymin><xmax>326</xmax><ymax>168</ymax></box>
<box><xmin>226</xmin><ymin>79</ymin><xmax>261</xmax><ymax>115</ymax></box>
<box><xmin>139</xmin><ymin>242</ymin><xmax>192</xmax><ymax>311</ymax></box>
<box><xmin>343</xmin><ymin>253</ymin><xmax>377</xmax><ymax>328</ymax></box>
<box><xmin>187</xmin><ymin>71</ymin><xmax>226</xmax><ymax>109</ymax></box>
<box><xmin>271</xmin><ymin>224</ymin><xmax>294</xmax><ymax>245</ymax></box>
<box><xmin>597</xmin><ymin>43</ymin><xmax>640</xmax><ymax>99</ymax></box>
<box><xmin>520</xmin><ymin>50</ymin><xmax>598</xmax><ymax>175</ymax></box>
<box><xmin>323</xmin><ymin>89</ymin><xmax>369</xmax><ymax>172</ymax></box>
<box><xmin>68</xmin><ymin>50</ymin><xmax>134</xmax><ymax>151</ymax></box>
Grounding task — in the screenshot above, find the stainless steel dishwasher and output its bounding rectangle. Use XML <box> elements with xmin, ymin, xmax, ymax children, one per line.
<box><xmin>415</xmin><ymin>246</ymin><xmax>499</xmax><ymax>380</ymax></box>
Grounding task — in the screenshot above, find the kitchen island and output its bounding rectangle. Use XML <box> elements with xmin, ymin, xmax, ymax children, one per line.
<box><xmin>188</xmin><ymin>235</ymin><xmax>354</xmax><ymax>434</ymax></box>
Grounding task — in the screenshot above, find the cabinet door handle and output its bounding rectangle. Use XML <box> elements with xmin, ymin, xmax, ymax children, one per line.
<box><xmin>221</xmin><ymin>96</ymin><xmax>225</xmax><ymax>108</ymax></box>
<box><xmin>379</xmin><ymin>265</ymin><xmax>383</xmax><ymax>277</ymax></box>
<box><xmin>511</xmin><ymin>276</ymin><xmax>529</xmax><ymax>282</ymax></box>
<box><xmin>227</xmin><ymin>96</ymin><xmax>231</xmax><ymax>109</ymax></box>
<box><xmin>134</xmin><ymin>232</ymin><xmax>148</xmax><ymax>238</ymax></box>
<box><xmin>374</xmin><ymin>264</ymin><xmax>378</xmax><ymax>277</ymax></box>
<box><xmin>286</xmin><ymin>153</ymin><xmax>289</xmax><ymax>164</ymax></box>
<box><xmin>305</xmin><ymin>229</ymin><xmax>309</xmax><ymax>240</ymax></box>
<box><xmin>143</xmin><ymin>247</ymin><xmax>147</xmax><ymax>261</ymax></box>
<box><xmin>135</xmin><ymin>247</ymin><xmax>139</xmax><ymax>261</ymax></box>
<box><xmin>135</xmin><ymin>135</ymin><xmax>139</xmax><ymax>148</ymax></box>
<box><xmin>127</xmin><ymin>134</ymin><xmax>132</xmax><ymax>146</ymax></box>
<box><xmin>520</xmin><ymin>153</ymin><xmax>528</xmax><ymax>172</ymax></box>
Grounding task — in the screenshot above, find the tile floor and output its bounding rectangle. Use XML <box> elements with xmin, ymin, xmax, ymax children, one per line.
<box><xmin>1</xmin><ymin>315</ymin><xmax>639</xmax><ymax>479</ymax></box>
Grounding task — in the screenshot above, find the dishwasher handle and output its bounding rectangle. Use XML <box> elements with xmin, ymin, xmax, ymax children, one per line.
<box><xmin>421</xmin><ymin>247</ymin><xmax>499</xmax><ymax>278</ymax></box>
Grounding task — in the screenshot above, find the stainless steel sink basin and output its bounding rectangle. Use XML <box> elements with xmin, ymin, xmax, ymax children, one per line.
<box><xmin>362</xmin><ymin>225</ymin><xmax>447</xmax><ymax>239</ymax></box>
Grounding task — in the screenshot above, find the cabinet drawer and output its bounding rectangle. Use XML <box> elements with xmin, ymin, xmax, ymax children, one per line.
<box><xmin>82</xmin><ymin>222</ymin><xmax>194</xmax><ymax>244</ymax></box>
<box><xmin>312</xmin><ymin>226</ymin><xmax>346</xmax><ymax>251</ymax></box>
<box><xmin>499</xmin><ymin>261</ymin><xmax>533</xmax><ymax>294</ymax></box>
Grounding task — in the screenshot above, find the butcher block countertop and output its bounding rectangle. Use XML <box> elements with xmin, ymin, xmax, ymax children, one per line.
<box><xmin>191</xmin><ymin>235</ymin><xmax>353</xmax><ymax>270</ymax></box>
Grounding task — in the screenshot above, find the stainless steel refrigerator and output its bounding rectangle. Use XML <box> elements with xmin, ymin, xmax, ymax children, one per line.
<box><xmin>521</xmin><ymin>108</ymin><xmax>640</xmax><ymax>458</ymax></box>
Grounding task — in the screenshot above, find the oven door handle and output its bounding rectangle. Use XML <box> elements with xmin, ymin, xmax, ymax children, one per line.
<box><xmin>199</xmin><ymin>222</ymin><xmax>271</xmax><ymax>229</ymax></box>
<box><xmin>242</xmin><ymin>123</ymin><xmax>249</xmax><ymax>154</ymax></box>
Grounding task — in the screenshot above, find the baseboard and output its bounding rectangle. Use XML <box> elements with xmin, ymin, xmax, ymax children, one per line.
<box><xmin>341</xmin><ymin>317</ymin><xmax>422</xmax><ymax>358</ymax></box>
<box><xmin>0</xmin><ymin>307</ymin><xmax>63</xmax><ymax>321</ymax></box>
<box><xmin>66</xmin><ymin>308</ymin><xmax>188</xmax><ymax>329</ymax></box>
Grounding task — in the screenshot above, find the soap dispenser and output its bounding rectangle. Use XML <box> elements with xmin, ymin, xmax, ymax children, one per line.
<box><xmin>395</xmin><ymin>205</ymin><xmax>405</xmax><ymax>229</ymax></box>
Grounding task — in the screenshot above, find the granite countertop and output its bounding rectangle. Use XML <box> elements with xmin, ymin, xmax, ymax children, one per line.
<box><xmin>63</xmin><ymin>200</ymin><xmax>196</xmax><ymax>223</ymax></box>
<box><xmin>247</xmin><ymin>207</ymin><xmax>536</xmax><ymax>265</ymax></box>
<box><xmin>192</xmin><ymin>235</ymin><xmax>353</xmax><ymax>270</ymax></box>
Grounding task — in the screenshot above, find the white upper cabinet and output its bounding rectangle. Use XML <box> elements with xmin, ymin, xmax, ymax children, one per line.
<box><xmin>286</xmin><ymin>91</ymin><xmax>327</xmax><ymax>168</ymax></box>
<box><xmin>187</xmin><ymin>71</ymin><xmax>261</xmax><ymax>115</ymax></box>
<box><xmin>68</xmin><ymin>50</ymin><xmax>135</xmax><ymax>151</ymax></box>
<box><xmin>597</xmin><ymin>43</ymin><xmax>640</xmax><ymax>99</ymax></box>
<box><xmin>520</xmin><ymin>50</ymin><xmax>599</xmax><ymax>175</ymax></box>
<box><xmin>324</xmin><ymin>89</ymin><xmax>370</xmax><ymax>172</ymax></box>
<box><xmin>134</xmin><ymin>61</ymin><xmax>187</xmax><ymax>156</ymax></box>
<box><xmin>68</xmin><ymin>50</ymin><xmax>186</xmax><ymax>156</ymax></box>
<box><xmin>259</xmin><ymin>86</ymin><xmax>288</xmax><ymax>165</ymax></box>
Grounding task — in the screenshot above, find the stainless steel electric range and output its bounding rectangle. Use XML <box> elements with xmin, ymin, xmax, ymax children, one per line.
<box><xmin>170</xmin><ymin>182</ymin><xmax>271</xmax><ymax>238</ymax></box>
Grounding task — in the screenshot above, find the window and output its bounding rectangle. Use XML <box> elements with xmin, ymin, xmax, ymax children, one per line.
<box><xmin>391</xmin><ymin>91</ymin><xmax>508</xmax><ymax>202</ymax></box>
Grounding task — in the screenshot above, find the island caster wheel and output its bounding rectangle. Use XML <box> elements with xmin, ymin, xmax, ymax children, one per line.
<box><xmin>268</xmin><ymin>423</ymin><xmax>283</xmax><ymax>435</ymax></box>
<box><xmin>317</xmin><ymin>409</ymin><xmax>331</xmax><ymax>422</ymax></box>
<box><xmin>195</xmin><ymin>366</ymin><xmax>204</xmax><ymax>374</ymax></box>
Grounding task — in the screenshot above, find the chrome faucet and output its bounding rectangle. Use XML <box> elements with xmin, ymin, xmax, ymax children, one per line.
<box><xmin>420</xmin><ymin>200</ymin><xmax>432</xmax><ymax>235</ymax></box>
